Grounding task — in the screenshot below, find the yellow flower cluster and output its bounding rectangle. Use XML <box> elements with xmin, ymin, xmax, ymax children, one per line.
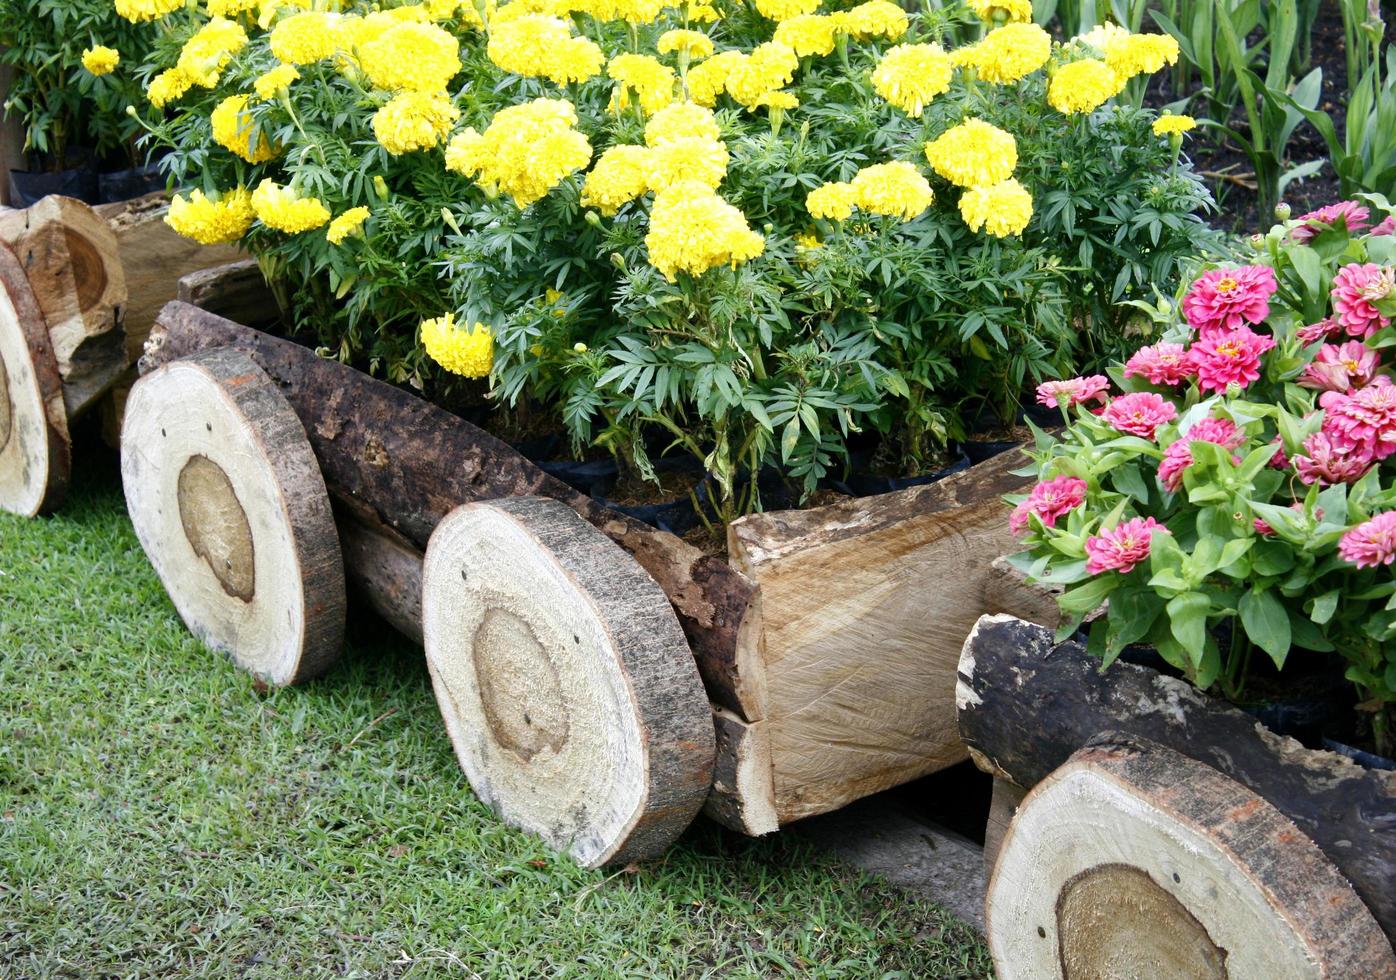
<box><xmin>252</xmin><ymin>179</ymin><xmax>331</xmax><ymax>233</ymax></box>
<box><xmin>656</xmin><ymin>29</ymin><xmax>714</xmax><ymax>59</ymax></box>
<box><xmin>166</xmin><ymin>188</ymin><xmax>255</xmax><ymax>245</ymax></box>
<box><xmin>645</xmin><ymin>180</ymin><xmax>764</xmax><ymax>281</ymax></box>
<box><xmin>644</xmin><ymin>102</ymin><xmax>721</xmax><ymax>145</ymax></box>
<box><xmin>253</xmin><ymin>63</ymin><xmax>299</xmax><ymax>100</ymax></box>
<box><xmin>207</xmin><ymin>0</ymin><xmax>260</xmax><ymax>15</ymax></box>
<box><xmin>327</xmin><ymin>207</ymin><xmax>371</xmax><ymax>244</ymax></box>
<box><xmin>581</xmin><ymin>145</ymin><xmax>652</xmax><ymax>214</ymax></box>
<box><xmin>177</xmin><ymin>16</ymin><xmax>248</xmax><ymax>88</ymax></box>
<box><xmin>773</xmin><ymin>14</ymin><xmax>837</xmax><ymax>57</ymax></box>
<box><xmin>1102</xmin><ymin>33</ymin><xmax>1180</xmax><ymax>79</ymax></box>
<box><xmin>445</xmin><ymin>99</ymin><xmax>592</xmax><ymax>207</ymax></box>
<box><xmin>924</xmin><ymin>118</ymin><xmax>1016</xmax><ymax>188</ymax></box>
<box><xmin>1047</xmin><ymin>58</ymin><xmax>1118</xmax><ymax>114</ymax></box>
<box><xmin>421</xmin><ymin>314</ymin><xmax>494</xmax><ymax>378</ymax></box>
<box><xmin>871</xmin><ymin>43</ymin><xmax>953</xmax><ymax>118</ymax></box>
<box><xmin>968</xmin><ymin>0</ymin><xmax>1032</xmax><ymax>22</ymax></box>
<box><xmin>753</xmin><ymin>0</ymin><xmax>820</xmax><ymax>21</ymax></box>
<box><xmin>806</xmin><ymin>181</ymin><xmax>855</xmax><ymax>221</ymax></box>
<box><xmin>568</xmin><ymin>0</ymin><xmax>665</xmax><ymax>25</ymax></box>
<box><xmin>360</xmin><ymin>22</ymin><xmax>461</xmax><ymax>92</ymax></box>
<box><xmin>831</xmin><ymin>0</ymin><xmax>908</xmax><ymax>41</ymax></box>
<box><xmin>269</xmin><ymin>12</ymin><xmax>346</xmax><ymax>64</ymax></box>
<box><xmin>608</xmin><ymin>53</ymin><xmax>677</xmax><ymax>114</ymax></box>
<box><xmin>955</xmin><ymin>23</ymin><xmax>1051</xmax><ymax>83</ymax></box>
<box><xmin>647</xmin><ymin>137</ymin><xmax>729</xmax><ymax>191</ymax></box>
<box><xmin>578</xmin><ymin>103</ymin><xmax>729</xmax><ymax>209</ymax></box>
<box><xmin>959</xmin><ymin>178</ymin><xmax>1033</xmax><ymax>237</ymax></box>
<box><xmin>373</xmin><ymin>91</ymin><xmax>459</xmax><ymax>154</ymax></box>
<box><xmin>848</xmin><ymin>161</ymin><xmax>933</xmax><ymax>221</ymax></box>
<box><xmin>487</xmin><ymin>16</ymin><xmax>604</xmax><ymax>85</ymax></box>
<box><xmin>81</xmin><ymin>46</ymin><xmax>120</xmax><ymax>76</ymax></box>
<box><xmin>723</xmin><ymin>42</ymin><xmax>798</xmax><ymax>108</ymax></box>
<box><xmin>688</xmin><ymin>51</ymin><xmax>744</xmax><ymax>106</ymax></box>
<box><xmin>1152</xmin><ymin>112</ymin><xmax>1196</xmax><ymax>136</ymax></box>
<box><xmin>115</xmin><ymin>0</ymin><xmax>184</xmax><ymax>23</ymax></box>
<box><xmin>147</xmin><ymin>68</ymin><xmax>194</xmax><ymax>109</ymax></box>
<box><xmin>211</xmin><ymin>94</ymin><xmax>279</xmax><ymax>163</ymax></box>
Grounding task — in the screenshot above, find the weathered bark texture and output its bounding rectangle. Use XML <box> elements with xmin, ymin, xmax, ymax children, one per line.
<box><xmin>987</xmin><ymin>733</ymin><xmax>1396</xmax><ymax>979</ymax></box>
<box><xmin>175</xmin><ymin>259</ymin><xmax>276</xmax><ymax>333</ymax></box>
<box><xmin>959</xmin><ymin>614</ymin><xmax>1396</xmax><ymax>945</ymax></box>
<box><xmin>983</xmin><ymin>777</ymin><xmax>1026</xmax><ymax>876</ymax></box>
<box><xmin>121</xmin><ymin>347</ymin><xmax>345</xmax><ymax>685</ymax></box>
<box><xmin>94</xmin><ymin>193</ymin><xmax>245</xmax><ymax>363</ymax></box>
<box><xmin>0</xmin><ymin>196</ymin><xmax>126</xmax><ymax>387</ymax></box>
<box><xmin>421</xmin><ymin>496</ymin><xmax>715</xmax><ymax>866</ymax></box>
<box><xmin>726</xmin><ymin>450</ymin><xmax>1031</xmax><ymax>823</ymax></box>
<box><xmin>704</xmin><ymin>707</ymin><xmax>778</xmax><ymax>836</ymax></box>
<box><xmin>143</xmin><ymin>299</ymin><xmax>760</xmax><ymax>719</ymax></box>
<box><xmin>0</xmin><ymin>242</ymin><xmax>69</xmax><ymax>515</ymax></box>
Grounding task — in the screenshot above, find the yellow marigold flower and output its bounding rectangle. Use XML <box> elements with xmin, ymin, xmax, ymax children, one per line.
<box><xmin>754</xmin><ymin>0</ymin><xmax>820</xmax><ymax>21</ymax></box>
<box><xmin>725</xmin><ymin>42</ymin><xmax>798</xmax><ymax>108</ymax></box>
<box><xmin>806</xmin><ymin>181</ymin><xmax>855</xmax><ymax>221</ymax></box>
<box><xmin>956</xmin><ymin>22</ymin><xmax>1051</xmax><ymax>83</ymax></box>
<box><xmin>326</xmin><ymin>206</ymin><xmax>370</xmax><ymax>244</ymax></box>
<box><xmin>683</xmin><ymin>1</ymin><xmax>721</xmax><ymax>21</ymax></box>
<box><xmin>489</xmin><ymin>16</ymin><xmax>605</xmax><ymax>85</ymax></box>
<box><xmin>581</xmin><ymin>145</ymin><xmax>651</xmax><ymax>214</ymax></box>
<box><xmin>421</xmin><ymin>314</ymin><xmax>493</xmax><ymax>378</ymax></box>
<box><xmin>959</xmin><ymin>178</ymin><xmax>1033</xmax><ymax>237</ymax></box>
<box><xmin>614</xmin><ymin>0</ymin><xmax>666</xmax><ymax>23</ymax></box>
<box><xmin>754</xmin><ymin>90</ymin><xmax>798</xmax><ymax>110</ymax></box>
<box><xmin>657</xmin><ymin>29</ymin><xmax>714</xmax><ymax>59</ymax></box>
<box><xmin>1075</xmin><ymin>22</ymin><xmax>1129</xmax><ymax>52</ymax></box>
<box><xmin>147</xmin><ymin>67</ymin><xmax>194</xmax><ymax>109</ymax></box>
<box><xmin>646</xmin><ymin>137</ymin><xmax>728</xmax><ymax>191</ymax></box>
<box><xmin>1152</xmin><ymin>112</ymin><xmax>1196</xmax><ymax>136</ymax></box>
<box><xmin>208</xmin><ymin>0</ymin><xmax>260</xmax><ymax>15</ymax></box>
<box><xmin>687</xmin><ymin>51</ymin><xmax>743</xmax><ymax>107</ymax></box>
<box><xmin>849</xmin><ymin>161</ymin><xmax>933</xmax><ymax>221</ymax></box>
<box><xmin>253</xmin><ymin>63</ymin><xmax>299</xmax><ymax>100</ymax></box>
<box><xmin>924</xmin><ymin>118</ymin><xmax>1017</xmax><ymax>188</ymax></box>
<box><xmin>166</xmin><ymin>188</ymin><xmax>255</xmax><ymax>245</ymax></box>
<box><xmin>178</xmin><ymin>17</ymin><xmax>248</xmax><ymax>88</ymax></box>
<box><xmin>270</xmin><ymin>12</ymin><xmax>346</xmax><ymax>64</ymax></box>
<box><xmin>82</xmin><ymin>46</ymin><xmax>120</xmax><ymax>76</ymax></box>
<box><xmin>794</xmin><ymin>230</ymin><xmax>821</xmax><ymax>250</ymax></box>
<box><xmin>644</xmin><ymin>102</ymin><xmax>720</xmax><ymax>146</ymax></box>
<box><xmin>115</xmin><ymin>0</ymin><xmax>183</xmax><ymax>22</ymax></box>
<box><xmin>832</xmin><ymin>0</ymin><xmax>908</xmax><ymax>41</ymax></box>
<box><xmin>773</xmin><ymin>14</ymin><xmax>837</xmax><ymax>57</ymax></box>
<box><xmin>871</xmin><ymin>43</ymin><xmax>953</xmax><ymax>118</ymax></box>
<box><xmin>360</xmin><ymin>22</ymin><xmax>461</xmax><ymax>93</ymax></box>
<box><xmin>1104</xmin><ymin>32</ymin><xmax>1179</xmax><ymax>79</ymax></box>
<box><xmin>372</xmin><ymin>91</ymin><xmax>459</xmax><ymax>155</ymax></box>
<box><xmin>968</xmin><ymin>0</ymin><xmax>1032</xmax><ymax>22</ymax></box>
<box><xmin>445</xmin><ymin>98</ymin><xmax>592</xmax><ymax>207</ymax></box>
<box><xmin>608</xmin><ymin>54</ymin><xmax>676</xmax><ymax>114</ymax></box>
<box><xmin>252</xmin><ymin>180</ymin><xmax>331</xmax><ymax>233</ymax></box>
<box><xmin>211</xmin><ymin>94</ymin><xmax>279</xmax><ymax>164</ymax></box>
<box><xmin>645</xmin><ymin>180</ymin><xmax>764</xmax><ymax>280</ymax></box>
<box><xmin>425</xmin><ymin>0</ymin><xmax>462</xmax><ymax>17</ymax></box>
<box><xmin>1047</xmin><ymin>58</ymin><xmax>1119</xmax><ymax>114</ymax></box>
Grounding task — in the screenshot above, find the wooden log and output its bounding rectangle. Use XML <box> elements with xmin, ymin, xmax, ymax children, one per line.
<box><xmin>0</xmin><ymin>242</ymin><xmax>69</xmax><ymax>515</ymax></box>
<box><xmin>141</xmin><ymin>300</ymin><xmax>763</xmax><ymax>722</ymax></box>
<box><xmin>421</xmin><ymin>496</ymin><xmax>715</xmax><ymax>866</ymax></box>
<box><xmin>175</xmin><ymin>259</ymin><xmax>276</xmax><ymax>334</ymax></box>
<box><xmin>120</xmin><ymin>347</ymin><xmax>345</xmax><ymax>685</ymax></box>
<box><xmin>959</xmin><ymin>613</ymin><xmax>1396</xmax><ymax>944</ymax></box>
<box><xmin>704</xmin><ymin>707</ymin><xmax>778</xmax><ymax>836</ymax></box>
<box><xmin>982</xmin><ymin>777</ymin><xmax>1026</xmax><ymax>876</ymax></box>
<box><xmin>987</xmin><ymin>733</ymin><xmax>1395</xmax><ymax>978</ymax></box>
<box><xmin>0</xmin><ymin>196</ymin><xmax>126</xmax><ymax>387</ymax></box>
<box><xmin>726</xmin><ymin>450</ymin><xmax>1032</xmax><ymax>824</ymax></box>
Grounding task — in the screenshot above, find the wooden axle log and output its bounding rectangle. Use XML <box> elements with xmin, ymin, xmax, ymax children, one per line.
<box><xmin>958</xmin><ymin>613</ymin><xmax>1396</xmax><ymax>946</ymax></box>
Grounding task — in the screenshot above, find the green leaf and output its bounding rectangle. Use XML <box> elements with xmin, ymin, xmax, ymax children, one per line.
<box><xmin>1239</xmin><ymin>588</ymin><xmax>1291</xmax><ymax>667</ymax></box>
<box><xmin>1165</xmin><ymin>591</ymin><xmax>1212</xmax><ymax>668</ymax></box>
<box><xmin>1310</xmin><ymin>589</ymin><xmax>1340</xmax><ymax>625</ymax></box>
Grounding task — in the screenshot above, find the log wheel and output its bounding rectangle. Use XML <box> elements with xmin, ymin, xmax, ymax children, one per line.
<box><xmin>120</xmin><ymin>346</ymin><xmax>345</xmax><ymax>685</ymax></box>
<box><xmin>0</xmin><ymin>242</ymin><xmax>69</xmax><ymax>516</ymax></box>
<box><xmin>422</xmin><ymin>496</ymin><xmax>716</xmax><ymax>867</ymax></box>
<box><xmin>986</xmin><ymin>733</ymin><xmax>1395</xmax><ymax>979</ymax></box>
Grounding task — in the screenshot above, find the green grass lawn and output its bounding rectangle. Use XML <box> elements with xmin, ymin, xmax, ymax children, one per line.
<box><xmin>0</xmin><ymin>448</ymin><xmax>990</xmax><ymax>979</ymax></box>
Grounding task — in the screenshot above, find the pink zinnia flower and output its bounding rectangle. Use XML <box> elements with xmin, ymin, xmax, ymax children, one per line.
<box><xmin>1290</xmin><ymin>201</ymin><xmax>1372</xmax><ymax>243</ymax></box>
<box><xmin>1298</xmin><ymin>340</ymin><xmax>1380</xmax><ymax>392</ymax></box>
<box><xmin>1331</xmin><ymin>263</ymin><xmax>1393</xmax><ymax>338</ymax></box>
<box><xmin>1156</xmin><ymin>417</ymin><xmax>1244</xmax><ymax>492</ymax></box>
<box><xmin>1036</xmin><ymin>375</ymin><xmax>1110</xmax><ymax>409</ymax></box>
<box><xmin>1254</xmin><ymin>517</ymin><xmax>1275</xmax><ymax>536</ymax></box>
<box><xmin>1268</xmin><ymin>435</ymin><xmax>1290</xmax><ymax>470</ymax></box>
<box><xmin>1319</xmin><ymin>376</ymin><xmax>1396</xmax><ymax>461</ymax></box>
<box><xmin>1293</xmin><ymin>431</ymin><xmax>1374</xmax><ymax>485</ymax></box>
<box><xmin>1188</xmin><ymin>325</ymin><xmax>1276</xmax><ymax>393</ymax></box>
<box><xmin>1297</xmin><ymin>317</ymin><xmax>1343</xmax><ymax>345</ymax></box>
<box><xmin>1372</xmin><ymin>215</ymin><xmax>1396</xmax><ymax>237</ymax></box>
<box><xmin>1085</xmin><ymin>516</ymin><xmax>1167</xmax><ymax>575</ymax></box>
<box><xmin>1181</xmin><ymin>265</ymin><xmax>1278</xmax><ymax>335</ymax></box>
<box><xmin>1124</xmin><ymin>342</ymin><xmax>1193</xmax><ymax>385</ymax></box>
<box><xmin>1100</xmin><ymin>391</ymin><xmax>1178</xmax><ymax>439</ymax></box>
<box><xmin>1338</xmin><ymin>511</ymin><xmax>1396</xmax><ymax>569</ymax></box>
<box><xmin>1009</xmin><ymin>475</ymin><xmax>1089</xmax><ymax>534</ymax></box>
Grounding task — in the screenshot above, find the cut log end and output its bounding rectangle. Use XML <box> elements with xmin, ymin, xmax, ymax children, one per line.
<box><xmin>987</xmin><ymin>734</ymin><xmax>1396</xmax><ymax>980</ymax></box>
<box><xmin>120</xmin><ymin>347</ymin><xmax>345</xmax><ymax>685</ymax></box>
<box><xmin>0</xmin><ymin>243</ymin><xmax>68</xmax><ymax>516</ymax></box>
<box><xmin>422</xmin><ymin>496</ymin><xmax>715</xmax><ymax>868</ymax></box>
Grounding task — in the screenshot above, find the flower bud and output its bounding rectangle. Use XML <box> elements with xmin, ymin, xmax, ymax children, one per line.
<box><xmin>573</xmin><ymin>342</ymin><xmax>588</xmax><ymax>353</ymax></box>
<box><xmin>1274</xmin><ymin>202</ymin><xmax>1291</xmax><ymax>221</ymax></box>
<box><xmin>372</xmin><ymin>175</ymin><xmax>389</xmax><ymax>199</ymax></box>
<box><xmin>1250</xmin><ymin>233</ymin><xmax>1265</xmax><ymax>249</ymax></box>
<box><xmin>584</xmin><ymin>210</ymin><xmax>603</xmax><ymax>228</ymax></box>
<box><xmin>610</xmin><ymin>252</ymin><xmax>627</xmax><ymax>273</ymax></box>
<box><xmin>125</xmin><ymin>105</ymin><xmax>137</xmax><ymax>117</ymax></box>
